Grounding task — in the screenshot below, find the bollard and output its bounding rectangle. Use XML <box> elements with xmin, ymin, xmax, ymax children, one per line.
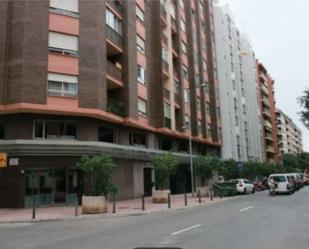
<box><xmin>142</xmin><ymin>195</ymin><xmax>145</xmax><ymax>211</ymax></box>
<box><xmin>32</xmin><ymin>196</ymin><xmax>36</xmax><ymax>220</ymax></box>
<box><xmin>210</xmin><ymin>188</ymin><xmax>213</xmax><ymax>201</ymax></box>
<box><xmin>75</xmin><ymin>196</ymin><xmax>78</xmax><ymax>217</ymax></box>
<box><xmin>184</xmin><ymin>192</ymin><xmax>187</xmax><ymax>206</ymax></box>
<box><xmin>112</xmin><ymin>193</ymin><xmax>116</xmax><ymax>214</ymax></box>
<box><xmin>168</xmin><ymin>193</ymin><xmax>171</xmax><ymax>209</ymax></box>
<box><xmin>198</xmin><ymin>190</ymin><xmax>202</xmax><ymax>204</ymax></box>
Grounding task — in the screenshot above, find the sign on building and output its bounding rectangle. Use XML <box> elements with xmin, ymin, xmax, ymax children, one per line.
<box><xmin>0</xmin><ymin>153</ymin><xmax>8</xmax><ymax>168</ymax></box>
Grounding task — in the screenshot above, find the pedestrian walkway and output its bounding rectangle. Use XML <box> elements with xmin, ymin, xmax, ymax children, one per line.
<box><xmin>0</xmin><ymin>194</ymin><xmax>233</xmax><ymax>223</ymax></box>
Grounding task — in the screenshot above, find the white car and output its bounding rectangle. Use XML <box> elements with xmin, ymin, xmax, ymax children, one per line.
<box><xmin>232</xmin><ymin>179</ymin><xmax>255</xmax><ymax>194</ymax></box>
<box><xmin>268</xmin><ymin>174</ymin><xmax>293</xmax><ymax>194</ymax></box>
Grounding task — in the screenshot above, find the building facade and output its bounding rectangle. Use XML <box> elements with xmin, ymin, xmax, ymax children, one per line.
<box><xmin>276</xmin><ymin>109</ymin><xmax>303</xmax><ymax>156</ymax></box>
<box><xmin>214</xmin><ymin>5</ymin><xmax>263</xmax><ymax>162</ymax></box>
<box><xmin>0</xmin><ymin>0</ymin><xmax>221</xmax><ymax>208</ymax></box>
<box><xmin>256</xmin><ymin>62</ymin><xmax>280</xmax><ymax>163</ymax></box>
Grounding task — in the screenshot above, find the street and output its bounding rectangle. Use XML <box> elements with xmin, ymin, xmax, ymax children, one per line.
<box><xmin>1</xmin><ymin>187</ymin><xmax>309</xmax><ymax>249</ymax></box>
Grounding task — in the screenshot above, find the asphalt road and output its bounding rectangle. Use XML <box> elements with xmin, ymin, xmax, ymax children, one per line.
<box><xmin>1</xmin><ymin>187</ymin><xmax>309</xmax><ymax>249</ymax></box>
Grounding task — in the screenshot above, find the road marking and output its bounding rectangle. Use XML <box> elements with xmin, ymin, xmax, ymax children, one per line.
<box><xmin>171</xmin><ymin>224</ymin><xmax>202</xmax><ymax>236</ymax></box>
<box><xmin>239</xmin><ymin>206</ymin><xmax>255</xmax><ymax>212</ymax></box>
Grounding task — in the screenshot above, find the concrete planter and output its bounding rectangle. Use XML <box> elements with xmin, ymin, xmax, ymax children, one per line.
<box><xmin>152</xmin><ymin>190</ymin><xmax>170</xmax><ymax>203</ymax></box>
<box><xmin>82</xmin><ymin>196</ymin><xmax>107</xmax><ymax>214</ymax></box>
<box><xmin>196</xmin><ymin>186</ymin><xmax>210</xmax><ymax>197</ymax></box>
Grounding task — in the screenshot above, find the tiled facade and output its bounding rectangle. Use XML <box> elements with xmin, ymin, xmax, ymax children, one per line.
<box><xmin>0</xmin><ymin>0</ymin><xmax>221</xmax><ymax>208</ymax></box>
<box><xmin>256</xmin><ymin>62</ymin><xmax>280</xmax><ymax>163</ymax></box>
<box><xmin>276</xmin><ymin>109</ymin><xmax>303</xmax><ymax>156</ymax></box>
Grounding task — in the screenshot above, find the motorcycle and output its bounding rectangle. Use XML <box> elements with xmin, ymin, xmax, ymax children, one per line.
<box><xmin>269</xmin><ymin>180</ymin><xmax>277</xmax><ymax>196</ymax></box>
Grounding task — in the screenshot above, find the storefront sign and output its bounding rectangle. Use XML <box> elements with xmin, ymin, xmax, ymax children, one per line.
<box><xmin>0</xmin><ymin>153</ymin><xmax>8</xmax><ymax>168</ymax></box>
<box><xmin>9</xmin><ymin>158</ymin><xmax>19</xmax><ymax>166</ymax></box>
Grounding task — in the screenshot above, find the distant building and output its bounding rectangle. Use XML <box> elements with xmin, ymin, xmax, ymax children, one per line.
<box><xmin>276</xmin><ymin>109</ymin><xmax>303</xmax><ymax>156</ymax></box>
<box><xmin>214</xmin><ymin>5</ymin><xmax>263</xmax><ymax>162</ymax></box>
<box><xmin>256</xmin><ymin>62</ymin><xmax>280</xmax><ymax>163</ymax></box>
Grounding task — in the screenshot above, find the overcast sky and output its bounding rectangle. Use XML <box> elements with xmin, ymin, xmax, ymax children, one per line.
<box><xmin>218</xmin><ymin>0</ymin><xmax>309</xmax><ymax>151</ymax></box>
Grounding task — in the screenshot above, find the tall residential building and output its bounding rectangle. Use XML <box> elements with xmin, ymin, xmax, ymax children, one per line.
<box><xmin>0</xmin><ymin>0</ymin><xmax>221</xmax><ymax>208</ymax></box>
<box><xmin>214</xmin><ymin>5</ymin><xmax>263</xmax><ymax>162</ymax></box>
<box><xmin>257</xmin><ymin>62</ymin><xmax>280</xmax><ymax>163</ymax></box>
<box><xmin>276</xmin><ymin>109</ymin><xmax>303</xmax><ymax>156</ymax></box>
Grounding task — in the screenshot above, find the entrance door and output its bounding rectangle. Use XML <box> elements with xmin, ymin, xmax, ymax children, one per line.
<box><xmin>143</xmin><ymin>168</ymin><xmax>152</xmax><ymax>197</ymax></box>
<box><xmin>54</xmin><ymin>169</ymin><xmax>66</xmax><ymax>203</ymax></box>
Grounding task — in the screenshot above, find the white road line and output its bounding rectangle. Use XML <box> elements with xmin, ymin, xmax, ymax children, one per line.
<box><xmin>239</xmin><ymin>206</ymin><xmax>255</xmax><ymax>212</ymax></box>
<box><xmin>171</xmin><ymin>224</ymin><xmax>202</xmax><ymax>236</ymax></box>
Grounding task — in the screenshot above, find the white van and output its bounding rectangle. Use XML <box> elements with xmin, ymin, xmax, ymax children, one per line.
<box><xmin>268</xmin><ymin>174</ymin><xmax>293</xmax><ymax>194</ymax></box>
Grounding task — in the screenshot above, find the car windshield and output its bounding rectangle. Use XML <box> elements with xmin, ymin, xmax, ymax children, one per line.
<box><xmin>272</xmin><ymin>176</ymin><xmax>286</xmax><ymax>182</ymax></box>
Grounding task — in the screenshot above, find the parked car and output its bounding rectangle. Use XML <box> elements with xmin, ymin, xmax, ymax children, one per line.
<box><xmin>233</xmin><ymin>179</ymin><xmax>255</xmax><ymax>194</ymax></box>
<box><xmin>288</xmin><ymin>173</ymin><xmax>302</xmax><ymax>190</ymax></box>
<box><xmin>268</xmin><ymin>174</ymin><xmax>294</xmax><ymax>194</ymax></box>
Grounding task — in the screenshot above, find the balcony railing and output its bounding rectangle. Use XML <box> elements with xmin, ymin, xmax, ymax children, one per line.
<box><xmin>107</xmin><ymin>61</ymin><xmax>122</xmax><ymax>82</ymax></box>
<box><xmin>106</xmin><ymin>25</ymin><xmax>122</xmax><ymax>48</ymax></box>
<box><xmin>164</xmin><ymin>88</ymin><xmax>170</xmax><ymax>101</ymax></box>
<box><xmin>161</xmin><ymin>5</ymin><xmax>167</xmax><ymax>22</ymax></box>
<box><xmin>106</xmin><ymin>0</ymin><xmax>123</xmax><ymax>15</ymax></box>
<box><xmin>162</xmin><ymin>60</ymin><xmax>169</xmax><ymax>74</ymax></box>
<box><xmin>107</xmin><ymin>98</ymin><xmax>125</xmax><ymax>116</ymax></box>
<box><xmin>171</xmin><ymin>18</ymin><xmax>177</xmax><ymax>32</ymax></box>
<box><xmin>162</xmin><ymin>33</ymin><xmax>168</xmax><ymax>46</ymax></box>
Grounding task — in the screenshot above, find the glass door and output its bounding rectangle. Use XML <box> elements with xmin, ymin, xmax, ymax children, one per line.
<box><xmin>54</xmin><ymin>169</ymin><xmax>66</xmax><ymax>204</ymax></box>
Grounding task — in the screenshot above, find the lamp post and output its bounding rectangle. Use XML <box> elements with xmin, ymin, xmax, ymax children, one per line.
<box><xmin>184</xmin><ymin>83</ymin><xmax>207</xmax><ymax>197</ymax></box>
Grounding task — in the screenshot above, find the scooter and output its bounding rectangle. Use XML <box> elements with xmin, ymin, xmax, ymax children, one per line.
<box><xmin>269</xmin><ymin>181</ymin><xmax>277</xmax><ymax>196</ymax></box>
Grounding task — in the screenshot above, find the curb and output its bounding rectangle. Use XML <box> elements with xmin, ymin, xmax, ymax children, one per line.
<box><xmin>0</xmin><ymin>195</ymin><xmax>242</xmax><ymax>224</ymax></box>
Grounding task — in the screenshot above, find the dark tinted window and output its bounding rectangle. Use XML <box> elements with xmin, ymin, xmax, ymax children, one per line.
<box><xmin>273</xmin><ymin>176</ymin><xmax>286</xmax><ymax>182</ymax></box>
<box><xmin>130</xmin><ymin>133</ymin><xmax>147</xmax><ymax>147</ymax></box>
<box><xmin>98</xmin><ymin>127</ymin><xmax>114</xmax><ymax>143</ymax></box>
<box><xmin>0</xmin><ymin>126</ymin><xmax>4</xmax><ymax>139</ymax></box>
<box><xmin>159</xmin><ymin>138</ymin><xmax>172</xmax><ymax>151</ymax></box>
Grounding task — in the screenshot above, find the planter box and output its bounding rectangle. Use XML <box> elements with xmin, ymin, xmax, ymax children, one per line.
<box><xmin>152</xmin><ymin>190</ymin><xmax>170</xmax><ymax>203</ymax></box>
<box><xmin>82</xmin><ymin>196</ymin><xmax>107</xmax><ymax>214</ymax></box>
<box><xmin>196</xmin><ymin>186</ymin><xmax>210</xmax><ymax>197</ymax></box>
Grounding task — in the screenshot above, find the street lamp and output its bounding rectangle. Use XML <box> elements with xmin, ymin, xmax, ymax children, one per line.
<box><xmin>183</xmin><ymin>83</ymin><xmax>207</xmax><ymax>197</ymax></box>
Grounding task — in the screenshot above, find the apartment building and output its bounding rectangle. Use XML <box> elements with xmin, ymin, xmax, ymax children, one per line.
<box><xmin>276</xmin><ymin>109</ymin><xmax>303</xmax><ymax>156</ymax></box>
<box><xmin>214</xmin><ymin>5</ymin><xmax>263</xmax><ymax>162</ymax></box>
<box><xmin>256</xmin><ymin>62</ymin><xmax>280</xmax><ymax>163</ymax></box>
<box><xmin>0</xmin><ymin>0</ymin><xmax>221</xmax><ymax>208</ymax></box>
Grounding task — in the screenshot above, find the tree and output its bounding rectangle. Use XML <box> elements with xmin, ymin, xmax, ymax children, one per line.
<box><xmin>298</xmin><ymin>152</ymin><xmax>309</xmax><ymax>171</ymax></box>
<box><xmin>77</xmin><ymin>154</ymin><xmax>117</xmax><ymax>196</ymax></box>
<box><xmin>241</xmin><ymin>161</ymin><xmax>260</xmax><ymax>179</ymax></box>
<box><xmin>220</xmin><ymin>159</ymin><xmax>239</xmax><ymax>180</ymax></box>
<box><xmin>282</xmin><ymin>154</ymin><xmax>300</xmax><ymax>172</ymax></box>
<box><xmin>153</xmin><ymin>153</ymin><xmax>179</xmax><ymax>190</ymax></box>
<box><xmin>299</xmin><ymin>88</ymin><xmax>309</xmax><ymax>129</ymax></box>
<box><xmin>194</xmin><ymin>156</ymin><xmax>221</xmax><ymax>186</ymax></box>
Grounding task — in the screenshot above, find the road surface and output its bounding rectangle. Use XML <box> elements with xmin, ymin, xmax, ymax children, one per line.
<box><xmin>1</xmin><ymin>187</ymin><xmax>309</xmax><ymax>249</ymax></box>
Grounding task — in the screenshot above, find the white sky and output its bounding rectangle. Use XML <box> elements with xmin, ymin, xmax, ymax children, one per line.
<box><xmin>218</xmin><ymin>0</ymin><xmax>309</xmax><ymax>151</ymax></box>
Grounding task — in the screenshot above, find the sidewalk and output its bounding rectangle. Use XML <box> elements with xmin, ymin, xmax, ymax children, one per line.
<box><xmin>0</xmin><ymin>194</ymin><xmax>235</xmax><ymax>223</ymax></box>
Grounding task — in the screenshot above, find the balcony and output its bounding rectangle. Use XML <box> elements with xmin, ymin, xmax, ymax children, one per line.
<box><xmin>164</xmin><ymin>88</ymin><xmax>170</xmax><ymax>101</ymax></box>
<box><xmin>106</xmin><ymin>0</ymin><xmax>123</xmax><ymax>16</ymax></box>
<box><xmin>261</xmin><ymin>84</ymin><xmax>268</xmax><ymax>95</ymax></box>
<box><xmin>161</xmin><ymin>5</ymin><xmax>167</xmax><ymax>25</ymax></box>
<box><xmin>171</xmin><ymin>17</ymin><xmax>177</xmax><ymax>33</ymax></box>
<box><xmin>262</xmin><ymin>97</ymin><xmax>270</xmax><ymax>107</ymax></box>
<box><xmin>106</xmin><ymin>61</ymin><xmax>123</xmax><ymax>89</ymax></box>
<box><xmin>106</xmin><ymin>25</ymin><xmax>123</xmax><ymax>55</ymax></box>
<box><xmin>107</xmin><ymin>98</ymin><xmax>125</xmax><ymax>116</ymax></box>
<box><xmin>164</xmin><ymin>117</ymin><xmax>171</xmax><ymax>129</ymax></box>
<box><xmin>264</xmin><ymin>120</ymin><xmax>272</xmax><ymax>131</ymax></box>
<box><xmin>162</xmin><ymin>33</ymin><xmax>168</xmax><ymax>46</ymax></box>
<box><xmin>162</xmin><ymin>60</ymin><xmax>169</xmax><ymax>78</ymax></box>
<box><xmin>266</xmin><ymin>146</ymin><xmax>274</xmax><ymax>153</ymax></box>
<box><xmin>262</xmin><ymin>108</ymin><xmax>272</xmax><ymax>119</ymax></box>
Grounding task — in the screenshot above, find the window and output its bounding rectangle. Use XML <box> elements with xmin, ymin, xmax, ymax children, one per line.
<box><xmin>106</xmin><ymin>9</ymin><xmax>122</xmax><ymax>34</ymax></box>
<box><xmin>184</xmin><ymin>89</ymin><xmax>189</xmax><ymax>103</ymax></box>
<box><xmin>197</xmin><ymin>96</ymin><xmax>201</xmax><ymax>110</ymax></box>
<box><xmin>174</xmin><ymin>80</ymin><xmax>180</xmax><ymax>95</ymax></box>
<box><xmin>49</xmin><ymin>32</ymin><xmax>78</xmax><ymax>56</ymax></box>
<box><xmin>137</xmin><ymin>65</ymin><xmax>147</xmax><ymax>84</ymax></box>
<box><xmin>232</xmin><ymin>80</ymin><xmax>236</xmax><ymax>90</ymax></box>
<box><xmin>164</xmin><ymin>103</ymin><xmax>171</xmax><ymax>118</ymax></box>
<box><xmin>207</xmin><ymin>123</ymin><xmax>212</xmax><ymax>137</ymax></box>
<box><xmin>178</xmin><ymin>141</ymin><xmax>188</xmax><ymax>152</ymax></box>
<box><xmin>185</xmin><ymin>115</ymin><xmax>190</xmax><ymax>129</ymax></box>
<box><xmin>182</xmin><ymin>65</ymin><xmax>188</xmax><ymax>80</ymax></box>
<box><xmin>179</xmin><ymin>0</ymin><xmax>184</xmax><ymax>9</ymax></box>
<box><xmin>137</xmin><ymin>35</ymin><xmax>145</xmax><ymax>54</ymax></box>
<box><xmin>162</xmin><ymin>47</ymin><xmax>169</xmax><ymax>62</ymax></box>
<box><xmin>34</xmin><ymin>120</ymin><xmax>76</xmax><ymax>140</ymax></box>
<box><xmin>48</xmin><ymin>73</ymin><xmax>78</xmax><ymax>97</ymax></box>
<box><xmin>138</xmin><ymin>98</ymin><xmax>147</xmax><ymax>115</ymax></box>
<box><xmin>206</xmin><ymin>102</ymin><xmax>210</xmax><ymax>114</ymax></box>
<box><xmin>0</xmin><ymin>126</ymin><xmax>4</xmax><ymax>139</ymax></box>
<box><xmin>180</xmin><ymin>19</ymin><xmax>186</xmax><ymax>32</ymax></box>
<box><xmin>130</xmin><ymin>133</ymin><xmax>147</xmax><ymax>147</ymax></box>
<box><xmin>49</xmin><ymin>0</ymin><xmax>79</xmax><ymax>15</ymax></box>
<box><xmin>198</xmin><ymin>120</ymin><xmax>202</xmax><ymax>134</ymax></box>
<box><xmin>243</xmin><ymin>104</ymin><xmax>247</xmax><ymax>115</ymax></box>
<box><xmin>159</xmin><ymin>138</ymin><xmax>172</xmax><ymax>151</ymax></box>
<box><xmin>99</xmin><ymin>127</ymin><xmax>115</xmax><ymax>143</ymax></box>
<box><xmin>181</xmin><ymin>41</ymin><xmax>187</xmax><ymax>54</ymax></box>
<box><xmin>235</xmin><ymin>115</ymin><xmax>239</xmax><ymax>126</ymax></box>
<box><xmin>136</xmin><ymin>5</ymin><xmax>145</xmax><ymax>23</ymax></box>
<box><xmin>203</xmin><ymin>60</ymin><xmax>207</xmax><ymax>71</ymax></box>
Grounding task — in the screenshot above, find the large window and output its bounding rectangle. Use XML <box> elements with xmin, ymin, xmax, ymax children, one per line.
<box><xmin>106</xmin><ymin>9</ymin><xmax>122</xmax><ymax>34</ymax></box>
<box><xmin>137</xmin><ymin>65</ymin><xmax>147</xmax><ymax>84</ymax></box>
<box><xmin>49</xmin><ymin>0</ymin><xmax>79</xmax><ymax>16</ymax></box>
<box><xmin>159</xmin><ymin>138</ymin><xmax>172</xmax><ymax>151</ymax></box>
<box><xmin>49</xmin><ymin>32</ymin><xmax>79</xmax><ymax>56</ymax></box>
<box><xmin>162</xmin><ymin>47</ymin><xmax>169</xmax><ymax>62</ymax></box>
<box><xmin>34</xmin><ymin>120</ymin><xmax>76</xmax><ymax>140</ymax></box>
<box><xmin>48</xmin><ymin>73</ymin><xmax>78</xmax><ymax>97</ymax></box>
<box><xmin>129</xmin><ymin>133</ymin><xmax>147</xmax><ymax>147</ymax></box>
<box><xmin>137</xmin><ymin>35</ymin><xmax>146</xmax><ymax>54</ymax></box>
<box><xmin>0</xmin><ymin>126</ymin><xmax>4</xmax><ymax>139</ymax></box>
<box><xmin>136</xmin><ymin>5</ymin><xmax>145</xmax><ymax>23</ymax></box>
<box><xmin>138</xmin><ymin>98</ymin><xmax>147</xmax><ymax>115</ymax></box>
<box><xmin>98</xmin><ymin>126</ymin><xmax>115</xmax><ymax>143</ymax></box>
